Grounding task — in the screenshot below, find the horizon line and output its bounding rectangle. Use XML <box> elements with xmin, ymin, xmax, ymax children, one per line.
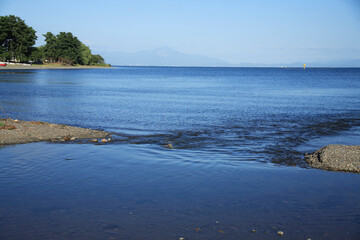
<box><xmin>111</xmin><ymin>65</ymin><xmax>360</xmax><ymax>68</ymax></box>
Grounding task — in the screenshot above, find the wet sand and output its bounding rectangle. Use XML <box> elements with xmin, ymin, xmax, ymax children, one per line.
<box><xmin>305</xmin><ymin>145</ymin><xmax>360</xmax><ymax>173</ymax></box>
<box><xmin>0</xmin><ymin>119</ymin><xmax>111</xmax><ymax>145</ymax></box>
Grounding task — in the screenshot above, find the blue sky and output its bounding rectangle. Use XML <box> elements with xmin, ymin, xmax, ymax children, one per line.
<box><xmin>1</xmin><ymin>0</ymin><xmax>359</xmax><ymax>65</ymax></box>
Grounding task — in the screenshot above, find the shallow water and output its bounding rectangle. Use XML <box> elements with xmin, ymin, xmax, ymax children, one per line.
<box><xmin>0</xmin><ymin>67</ymin><xmax>359</xmax><ymax>239</ymax></box>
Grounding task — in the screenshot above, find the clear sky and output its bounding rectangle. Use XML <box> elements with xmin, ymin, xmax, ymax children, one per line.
<box><xmin>1</xmin><ymin>0</ymin><xmax>359</xmax><ymax>65</ymax></box>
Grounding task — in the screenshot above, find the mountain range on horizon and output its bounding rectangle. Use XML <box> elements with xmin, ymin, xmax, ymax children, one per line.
<box><xmin>99</xmin><ymin>47</ymin><xmax>360</xmax><ymax>68</ymax></box>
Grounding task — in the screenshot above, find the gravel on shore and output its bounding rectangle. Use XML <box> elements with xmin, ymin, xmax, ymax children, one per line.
<box><xmin>305</xmin><ymin>145</ymin><xmax>360</xmax><ymax>173</ymax></box>
<box><xmin>0</xmin><ymin>119</ymin><xmax>111</xmax><ymax>145</ymax></box>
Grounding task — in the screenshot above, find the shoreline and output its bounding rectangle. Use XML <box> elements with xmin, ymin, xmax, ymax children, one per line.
<box><xmin>0</xmin><ymin>65</ymin><xmax>113</xmax><ymax>70</ymax></box>
<box><xmin>1</xmin><ymin>120</ymin><xmax>359</xmax><ymax>173</ymax></box>
<box><xmin>0</xmin><ymin>119</ymin><xmax>111</xmax><ymax>145</ymax></box>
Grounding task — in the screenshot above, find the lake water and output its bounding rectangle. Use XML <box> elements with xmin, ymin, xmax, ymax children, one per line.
<box><xmin>0</xmin><ymin>67</ymin><xmax>359</xmax><ymax>239</ymax></box>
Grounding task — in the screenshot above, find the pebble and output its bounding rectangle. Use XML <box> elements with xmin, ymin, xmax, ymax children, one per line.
<box><xmin>61</xmin><ymin>136</ymin><xmax>71</xmax><ymax>141</ymax></box>
<box><xmin>101</xmin><ymin>139</ymin><xmax>108</xmax><ymax>143</ymax></box>
<box><xmin>91</xmin><ymin>139</ymin><xmax>98</xmax><ymax>142</ymax></box>
<box><xmin>277</xmin><ymin>231</ymin><xmax>284</xmax><ymax>236</ymax></box>
<box><xmin>251</xmin><ymin>229</ymin><xmax>256</xmax><ymax>233</ymax></box>
<box><xmin>164</xmin><ymin>143</ymin><xmax>174</xmax><ymax>149</ymax></box>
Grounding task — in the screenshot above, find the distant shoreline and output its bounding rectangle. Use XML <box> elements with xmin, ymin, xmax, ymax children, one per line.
<box><xmin>2</xmin><ymin>64</ymin><xmax>358</xmax><ymax>69</ymax></box>
<box><xmin>112</xmin><ymin>65</ymin><xmax>360</xmax><ymax>69</ymax></box>
<box><xmin>0</xmin><ymin>64</ymin><xmax>113</xmax><ymax>70</ymax></box>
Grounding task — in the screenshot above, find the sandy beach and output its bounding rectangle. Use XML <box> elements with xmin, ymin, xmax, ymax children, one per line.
<box><xmin>305</xmin><ymin>145</ymin><xmax>360</xmax><ymax>173</ymax></box>
<box><xmin>0</xmin><ymin>119</ymin><xmax>111</xmax><ymax>145</ymax></box>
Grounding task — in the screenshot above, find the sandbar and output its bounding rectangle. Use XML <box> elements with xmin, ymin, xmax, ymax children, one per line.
<box><xmin>0</xmin><ymin>119</ymin><xmax>111</xmax><ymax>145</ymax></box>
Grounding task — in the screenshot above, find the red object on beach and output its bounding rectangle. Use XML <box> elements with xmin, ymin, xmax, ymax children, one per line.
<box><xmin>0</xmin><ymin>63</ymin><xmax>7</xmax><ymax>66</ymax></box>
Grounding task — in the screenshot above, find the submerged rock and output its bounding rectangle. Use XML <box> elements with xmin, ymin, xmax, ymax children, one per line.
<box><xmin>305</xmin><ymin>145</ymin><xmax>360</xmax><ymax>173</ymax></box>
<box><xmin>164</xmin><ymin>143</ymin><xmax>174</xmax><ymax>149</ymax></box>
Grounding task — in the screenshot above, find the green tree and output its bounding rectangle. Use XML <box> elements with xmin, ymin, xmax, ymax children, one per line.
<box><xmin>42</xmin><ymin>31</ymin><xmax>108</xmax><ymax>66</ymax></box>
<box><xmin>55</xmin><ymin>32</ymin><xmax>82</xmax><ymax>65</ymax></box>
<box><xmin>80</xmin><ymin>43</ymin><xmax>92</xmax><ymax>65</ymax></box>
<box><xmin>43</xmin><ymin>32</ymin><xmax>83</xmax><ymax>65</ymax></box>
<box><xmin>29</xmin><ymin>46</ymin><xmax>44</xmax><ymax>63</ymax></box>
<box><xmin>0</xmin><ymin>15</ymin><xmax>37</xmax><ymax>62</ymax></box>
<box><xmin>43</xmin><ymin>32</ymin><xmax>57</xmax><ymax>63</ymax></box>
<box><xmin>90</xmin><ymin>54</ymin><xmax>105</xmax><ymax>65</ymax></box>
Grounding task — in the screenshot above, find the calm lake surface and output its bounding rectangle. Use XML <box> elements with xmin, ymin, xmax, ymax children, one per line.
<box><xmin>0</xmin><ymin>67</ymin><xmax>359</xmax><ymax>239</ymax></box>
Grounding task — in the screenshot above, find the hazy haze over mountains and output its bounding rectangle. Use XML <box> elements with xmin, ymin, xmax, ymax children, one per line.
<box><xmin>100</xmin><ymin>47</ymin><xmax>229</xmax><ymax>67</ymax></box>
<box><xmin>100</xmin><ymin>47</ymin><xmax>360</xmax><ymax>67</ymax></box>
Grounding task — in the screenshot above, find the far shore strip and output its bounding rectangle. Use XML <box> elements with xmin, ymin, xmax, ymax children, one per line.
<box><xmin>0</xmin><ymin>119</ymin><xmax>111</xmax><ymax>145</ymax></box>
<box><xmin>0</xmin><ymin>64</ymin><xmax>112</xmax><ymax>70</ymax></box>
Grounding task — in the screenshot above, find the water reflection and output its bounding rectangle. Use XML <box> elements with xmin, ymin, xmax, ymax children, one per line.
<box><xmin>0</xmin><ymin>143</ymin><xmax>359</xmax><ymax>240</ymax></box>
<box><xmin>0</xmin><ymin>67</ymin><xmax>360</xmax><ymax>239</ymax></box>
<box><xmin>0</xmin><ymin>67</ymin><xmax>359</xmax><ymax>164</ymax></box>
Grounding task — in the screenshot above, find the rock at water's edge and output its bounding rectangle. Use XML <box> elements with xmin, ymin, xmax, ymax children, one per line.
<box><xmin>0</xmin><ymin>119</ymin><xmax>111</xmax><ymax>145</ymax></box>
<box><xmin>305</xmin><ymin>145</ymin><xmax>360</xmax><ymax>173</ymax></box>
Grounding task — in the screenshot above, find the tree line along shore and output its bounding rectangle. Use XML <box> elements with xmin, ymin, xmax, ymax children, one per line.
<box><xmin>0</xmin><ymin>15</ymin><xmax>110</xmax><ymax>67</ymax></box>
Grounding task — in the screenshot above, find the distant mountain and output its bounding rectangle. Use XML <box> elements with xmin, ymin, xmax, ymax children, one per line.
<box><xmin>99</xmin><ymin>47</ymin><xmax>360</xmax><ymax>67</ymax></box>
<box><xmin>99</xmin><ymin>47</ymin><xmax>230</xmax><ymax>66</ymax></box>
<box><xmin>303</xmin><ymin>59</ymin><xmax>360</xmax><ymax>68</ymax></box>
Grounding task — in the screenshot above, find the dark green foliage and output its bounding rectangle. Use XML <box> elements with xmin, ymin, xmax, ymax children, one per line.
<box><xmin>91</xmin><ymin>54</ymin><xmax>105</xmax><ymax>64</ymax></box>
<box><xmin>42</xmin><ymin>32</ymin><xmax>57</xmax><ymax>63</ymax></box>
<box><xmin>0</xmin><ymin>15</ymin><xmax>37</xmax><ymax>62</ymax></box>
<box><xmin>55</xmin><ymin>32</ymin><xmax>82</xmax><ymax>65</ymax></box>
<box><xmin>80</xmin><ymin>43</ymin><xmax>92</xmax><ymax>65</ymax></box>
<box><xmin>42</xmin><ymin>32</ymin><xmax>107</xmax><ymax>65</ymax></box>
<box><xmin>29</xmin><ymin>45</ymin><xmax>44</xmax><ymax>63</ymax></box>
<box><xmin>42</xmin><ymin>32</ymin><xmax>82</xmax><ymax>65</ymax></box>
<box><xmin>0</xmin><ymin>15</ymin><xmax>107</xmax><ymax>65</ymax></box>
